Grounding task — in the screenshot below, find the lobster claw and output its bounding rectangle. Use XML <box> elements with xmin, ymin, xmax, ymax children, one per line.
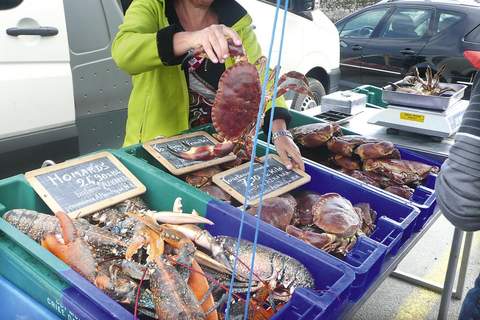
<box><xmin>168</xmin><ymin>141</ymin><xmax>234</xmax><ymax>161</ymax></box>
<box><xmin>41</xmin><ymin>212</ymin><xmax>97</xmax><ymax>283</ymax></box>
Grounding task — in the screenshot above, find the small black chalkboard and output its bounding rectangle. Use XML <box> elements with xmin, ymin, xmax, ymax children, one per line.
<box><xmin>25</xmin><ymin>152</ymin><xmax>146</xmax><ymax>218</ymax></box>
<box><xmin>143</xmin><ymin>131</ymin><xmax>236</xmax><ymax>175</ymax></box>
<box><xmin>212</xmin><ymin>154</ymin><xmax>311</xmax><ymax>205</ymax></box>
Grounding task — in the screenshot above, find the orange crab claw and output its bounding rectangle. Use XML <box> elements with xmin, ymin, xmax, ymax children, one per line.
<box><xmin>41</xmin><ymin>212</ymin><xmax>97</xmax><ymax>283</ymax></box>
<box><xmin>169</xmin><ymin>142</ymin><xmax>234</xmax><ymax>161</ymax></box>
<box><xmin>188</xmin><ymin>259</ymin><xmax>218</xmax><ymax>320</ymax></box>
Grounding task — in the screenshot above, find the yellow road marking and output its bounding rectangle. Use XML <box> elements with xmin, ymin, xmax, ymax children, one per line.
<box><xmin>394</xmin><ymin>233</ymin><xmax>480</xmax><ymax>320</ymax></box>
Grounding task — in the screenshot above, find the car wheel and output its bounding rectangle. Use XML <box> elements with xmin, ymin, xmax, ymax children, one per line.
<box><xmin>291</xmin><ymin>78</ymin><xmax>326</xmax><ymax>112</ymax></box>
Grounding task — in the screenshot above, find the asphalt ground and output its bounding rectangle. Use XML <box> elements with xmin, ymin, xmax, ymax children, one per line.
<box><xmin>351</xmin><ymin>215</ymin><xmax>480</xmax><ymax>320</ymax></box>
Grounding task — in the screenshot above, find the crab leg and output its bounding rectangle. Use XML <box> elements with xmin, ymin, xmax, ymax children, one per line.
<box><xmin>146</xmin><ymin>211</ymin><xmax>214</xmax><ymax>225</ymax></box>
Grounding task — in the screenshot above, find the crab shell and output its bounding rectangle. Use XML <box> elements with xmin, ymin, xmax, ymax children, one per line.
<box><xmin>327</xmin><ymin>135</ymin><xmax>379</xmax><ymax>157</ymax></box>
<box><xmin>330</xmin><ymin>155</ymin><xmax>361</xmax><ymax>171</ymax></box>
<box><xmin>211</xmin><ymin>61</ymin><xmax>261</xmax><ymax>141</ymax></box>
<box><xmin>290</xmin><ymin>123</ymin><xmax>342</xmax><ymax>148</ymax></box>
<box><xmin>247</xmin><ymin>197</ymin><xmax>295</xmax><ymax>231</ymax></box>
<box><xmin>385</xmin><ymin>185</ymin><xmax>414</xmax><ymax>200</ymax></box>
<box><xmin>355</xmin><ymin>141</ymin><xmax>398</xmax><ymax>160</ymax></box>
<box><xmin>353</xmin><ymin>203</ymin><xmax>377</xmax><ymax>235</ymax></box>
<box><xmin>312</xmin><ymin>193</ymin><xmax>362</xmax><ymax>238</ymax></box>
<box><xmin>363</xmin><ymin>159</ymin><xmax>439</xmax><ymax>185</ymax></box>
<box><xmin>200</xmin><ymin>185</ymin><xmax>232</xmax><ymax>203</ymax></box>
<box><xmin>293</xmin><ymin>191</ymin><xmax>322</xmax><ymax>226</ymax></box>
<box><xmin>184</xmin><ymin>166</ymin><xmax>222</xmax><ymax>188</ymax></box>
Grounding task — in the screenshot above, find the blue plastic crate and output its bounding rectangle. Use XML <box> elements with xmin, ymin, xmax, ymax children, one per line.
<box><xmin>207</xmin><ymin>201</ymin><xmax>356</xmax><ymax>317</ymax></box>
<box><xmin>0</xmin><ymin>276</ymin><xmax>61</xmax><ymax>320</ymax></box>
<box><xmin>208</xmin><ymin>200</ymin><xmax>385</xmax><ymax>303</ymax></box>
<box><xmin>395</xmin><ymin>147</ymin><xmax>446</xmax><ymax>231</ymax></box>
<box><xmin>298</xmin><ymin>159</ymin><xmax>420</xmax><ymax>252</ymax></box>
<box><xmin>260</xmin><ymin>110</ymin><xmax>448</xmax><ymax>233</ymax></box>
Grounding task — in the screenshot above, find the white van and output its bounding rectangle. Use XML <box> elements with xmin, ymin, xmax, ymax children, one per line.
<box><xmin>0</xmin><ymin>0</ymin><xmax>339</xmax><ymax>178</ymax></box>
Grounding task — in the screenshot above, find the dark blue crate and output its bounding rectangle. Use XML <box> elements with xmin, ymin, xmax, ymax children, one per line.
<box><xmin>206</xmin><ymin>201</ymin><xmax>356</xmax><ymax>319</ymax></box>
<box><xmin>0</xmin><ymin>276</ymin><xmax>61</xmax><ymax>320</ymax></box>
<box><xmin>298</xmin><ymin>157</ymin><xmax>419</xmax><ymax>253</ymax></box>
<box><xmin>396</xmin><ymin>147</ymin><xmax>447</xmax><ymax>231</ymax></box>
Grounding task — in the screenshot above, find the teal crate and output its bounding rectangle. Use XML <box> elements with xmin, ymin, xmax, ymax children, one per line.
<box><xmin>352</xmin><ymin>85</ymin><xmax>388</xmax><ymax>108</ymax></box>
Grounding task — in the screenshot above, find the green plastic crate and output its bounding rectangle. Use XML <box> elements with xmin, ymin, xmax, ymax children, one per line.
<box><xmin>352</xmin><ymin>85</ymin><xmax>388</xmax><ymax>108</ymax></box>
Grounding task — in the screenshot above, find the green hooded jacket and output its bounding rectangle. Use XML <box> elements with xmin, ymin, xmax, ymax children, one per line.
<box><xmin>112</xmin><ymin>0</ymin><xmax>287</xmax><ymax>146</ymax></box>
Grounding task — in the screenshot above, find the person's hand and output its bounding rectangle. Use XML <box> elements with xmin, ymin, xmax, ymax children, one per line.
<box><xmin>193</xmin><ymin>24</ymin><xmax>242</xmax><ymax>63</ymax></box>
<box><xmin>273</xmin><ymin>135</ymin><xmax>305</xmax><ymax>171</ymax></box>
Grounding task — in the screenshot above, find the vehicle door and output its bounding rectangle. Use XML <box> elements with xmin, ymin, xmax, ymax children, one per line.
<box><xmin>361</xmin><ymin>6</ymin><xmax>435</xmax><ymax>87</ymax></box>
<box><xmin>336</xmin><ymin>6</ymin><xmax>392</xmax><ymax>88</ymax></box>
<box><xmin>419</xmin><ymin>10</ymin><xmax>467</xmax><ymax>84</ymax></box>
<box><xmin>0</xmin><ymin>0</ymin><xmax>75</xmax><ymax>141</ymax></box>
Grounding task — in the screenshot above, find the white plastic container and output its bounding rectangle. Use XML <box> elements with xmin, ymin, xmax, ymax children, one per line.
<box><xmin>321</xmin><ymin>91</ymin><xmax>367</xmax><ymax>115</ymax></box>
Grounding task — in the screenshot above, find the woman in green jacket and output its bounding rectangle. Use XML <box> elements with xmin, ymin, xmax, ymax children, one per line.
<box><xmin>112</xmin><ymin>0</ymin><xmax>304</xmax><ymax>171</ymax></box>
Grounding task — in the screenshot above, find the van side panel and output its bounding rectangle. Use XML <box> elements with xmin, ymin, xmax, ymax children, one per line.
<box><xmin>64</xmin><ymin>0</ymin><xmax>131</xmax><ymax>154</ymax></box>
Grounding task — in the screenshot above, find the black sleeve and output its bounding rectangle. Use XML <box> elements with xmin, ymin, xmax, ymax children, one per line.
<box><xmin>262</xmin><ymin>108</ymin><xmax>292</xmax><ymax>138</ymax></box>
<box><xmin>156</xmin><ymin>24</ymin><xmax>187</xmax><ymax>66</ymax></box>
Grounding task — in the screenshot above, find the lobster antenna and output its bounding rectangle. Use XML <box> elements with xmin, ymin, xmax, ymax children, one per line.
<box><xmin>224</xmin><ymin>0</ymin><xmax>284</xmax><ymax>318</ymax></box>
<box><xmin>242</xmin><ymin>0</ymin><xmax>291</xmax><ymax>318</ymax></box>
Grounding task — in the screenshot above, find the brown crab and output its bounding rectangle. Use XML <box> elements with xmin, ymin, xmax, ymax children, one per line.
<box><xmin>290</xmin><ymin>123</ymin><xmax>342</xmax><ymax>148</ymax></box>
<box><xmin>200</xmin><ymin>185</ymin><xmax>232</xmax><ymax>203</ymax></box>
<box><xmin>330</xmin><ymin>155</ymin><xmax>361</xmax><ymax>171</ymax></box>
<box><xmin>363</xmin><ymin>159</ymin><xmax>439</xmax><ymax>186</ymax></box>
<box><xmin>391</xmin><ymin>65</ymin><xmax>456</xmax><ymax>97</ymax></box>
<box><xmin>247</xmin><ymin>196</ymin><xmax>296</xmax><ymax>231</ymax></box>
<box><xmin>184</xmin><ymin>166</ymin><xmax>222</xmax><ymax>188</ymax></box>
<box><xmin>286</xmin><ymin>193</ymin><xmax>376</xmax><ymax>255</ymax></box>
<box><xmin>355</xmin><ymin>141</ymin><xmax>398</xmax><ymax>160</ymax></box>
<box><xmin>326</xmin><ymin>135</ymin><xmax>379</xmax><ymax>157</ymax></box>
<box><xmin>172</xmin><ymin>40</ymin><xmax>312</xmax><ymax>163</ymax></box>
<box><xmin>384</xmin><ymin>185</ymin><xmax>415</xmax><ymax>200</ymax></box>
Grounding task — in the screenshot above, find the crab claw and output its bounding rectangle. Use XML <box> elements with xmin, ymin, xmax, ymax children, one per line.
<box><xmin>147</xmin><ymin>211</ymin><xmax>214</xmax><ymax>225</ymax></box>
<box><xmin>168</xmin><ymin>142</ymin><xmax>234</xmax><ymax>161</ymax></box>
<box><xmin>41</xmin><ymin>212</ymin><xmax>97</xmax><ymax>283</ymax></box>
<box><xmin>274</xmin><ymin>71</ymin><xmax>313</xmax><ymax>99</ymax></box>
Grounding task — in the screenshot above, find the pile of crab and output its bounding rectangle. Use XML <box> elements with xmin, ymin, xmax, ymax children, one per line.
<box><xmin>389</xmin><ymin>65</ymin><xmax>457</xmax><ymax>97</ymax></box>
<box><xmin>289</xmin><ymin>123</ymin><xmax>439</xmax><ymax>200</ymax></box>
<box><xmin>3</xmin><ymin>197</ymin><xmax>315</xmax><ymax>320</ymax></box>
<box><xmin>244</xmin><ymin>191</ymin><xmax>376</xmax><ymax>257</ymax></box>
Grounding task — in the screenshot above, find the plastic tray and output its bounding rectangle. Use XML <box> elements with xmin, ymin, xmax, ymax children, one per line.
<box><xmin>0</xmin><ymin>151</ymin><xmax>356</xmax><ymax>320</ymax></box>
<box><xmin>0</xmin><ymin>276</ymin><xmax>61</xmax><ymax>320</ymax></box>
<box><xmin>382</xmin><ymin>81</ymin><xmax>467</xmax><ymax>111</ymax></box>
<box><xmin>261</xmin><ymin>110</ymin><xmax>447</xmax><ymax>232</ymax></box>
<box><xmin>118</xmin><ymin>142</ymin><xmax>421</xmax><ymax>301</ymax></box>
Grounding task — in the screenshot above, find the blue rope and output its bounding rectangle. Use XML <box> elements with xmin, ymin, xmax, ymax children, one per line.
<box><xmin>242</xmin><ymin>0</ymin><xmax>290</xmax><ymax>318</ymax></box>
<box><xmin>224</xmin><ymin>0</ymin><xmax>282</xmax><ymax>318</ymax></box>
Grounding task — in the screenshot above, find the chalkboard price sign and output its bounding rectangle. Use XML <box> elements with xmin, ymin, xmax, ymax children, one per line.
<box><xmin>143</xmin><ymin>131</ymin><xmax>236</xmax><ymax>175</ymax></box>
<box><xmin>25</xmin><ymin>152</ymin><xmax>146</xmax><ymax>218</ymax></box>
<box><xmin>212</xmin><ymin>154</ymin><xmax>311</xmax><ymax>205</ymax></box>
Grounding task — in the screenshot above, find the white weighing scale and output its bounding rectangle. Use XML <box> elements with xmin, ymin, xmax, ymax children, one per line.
<box><xmin>368</xmin><ymin>99</ymin><xmax>469</xmax><ymax>141</ymax></box>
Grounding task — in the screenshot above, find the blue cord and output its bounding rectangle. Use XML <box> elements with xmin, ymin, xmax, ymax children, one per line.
<box><xmin>224</xmin><ymin>0</ymin><xmax>282</xmax><ymax>318</ymax></box>
<box><xmin>242</xmin><ymin>0</ymin><xmax>290</xmax><ymax>318</ymax></box>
